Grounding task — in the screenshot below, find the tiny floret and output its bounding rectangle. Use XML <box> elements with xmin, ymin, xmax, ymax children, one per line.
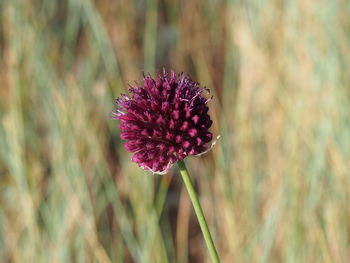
<box><xmin>112</xmin><ymin>70</ymin><xmax>213</xmax><ymax>174</ymax></box>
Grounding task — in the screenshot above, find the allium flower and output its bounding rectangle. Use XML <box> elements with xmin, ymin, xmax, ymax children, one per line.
<box><xmin>112</xmin><ymin>70</ymin><xmax>215</xmax><ymax>174</ymax></box>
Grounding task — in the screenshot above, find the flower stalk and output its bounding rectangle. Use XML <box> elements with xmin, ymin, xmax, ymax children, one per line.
<box><xmin>177</xmin><ymin>160</ymin><xmax>220</xmax><ymax>263</ymax></box>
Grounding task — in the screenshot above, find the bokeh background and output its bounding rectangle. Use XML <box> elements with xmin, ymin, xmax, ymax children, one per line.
<box><xmin>1</xmin><ymin>0</ymin><xmax>350</xmax><ymax>262</ymax></box>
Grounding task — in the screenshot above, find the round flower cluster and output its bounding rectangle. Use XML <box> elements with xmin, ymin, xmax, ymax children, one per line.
<box><xmin>112</xmin><ymin>70</ymin><xmax>213</xmax><ymax>174</ymax></box>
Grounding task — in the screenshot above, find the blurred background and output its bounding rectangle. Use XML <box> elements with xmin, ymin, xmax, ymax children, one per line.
<box><xmin>0</xmin><ymin>0</ymin><xmax>349</xmax><ymax>262</ymax></box>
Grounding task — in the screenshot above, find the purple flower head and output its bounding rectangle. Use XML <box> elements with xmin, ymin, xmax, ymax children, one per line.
<box><xmin>112</xmin><ymin>70</ymin><xmax>214</xmax><ymax>174</ymax></box>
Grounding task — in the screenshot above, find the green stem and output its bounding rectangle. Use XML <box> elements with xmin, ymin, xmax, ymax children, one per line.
<box><xmin>177</xmin><ymin>160</ymin><xmax>220</xmax><ymax>263</ymax></box>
